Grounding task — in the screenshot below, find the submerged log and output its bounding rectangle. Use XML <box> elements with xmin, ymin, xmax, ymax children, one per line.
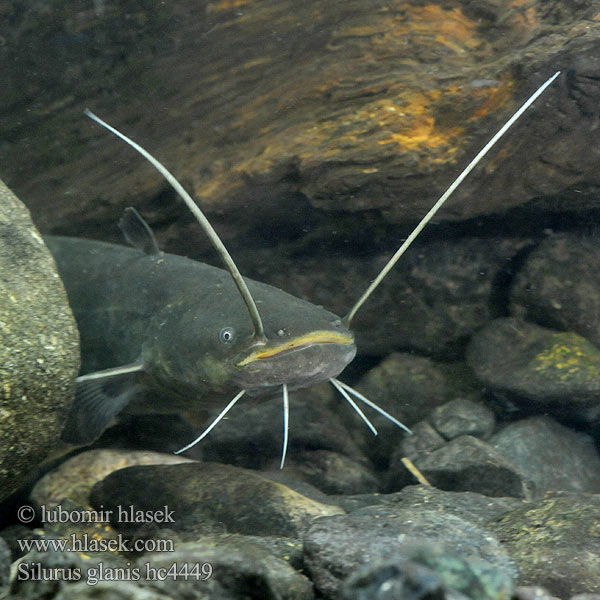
<box><xmin>1</xmin><ymin>0</ymin><xmax>599</xmax><ymax>250</ymax></box>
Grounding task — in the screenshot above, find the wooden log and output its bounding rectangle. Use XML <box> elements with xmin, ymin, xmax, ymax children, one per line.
<box><xmin>1</xmin><ymin>1</ymin><xmax>599</xmax><ymax>248</ymax></box>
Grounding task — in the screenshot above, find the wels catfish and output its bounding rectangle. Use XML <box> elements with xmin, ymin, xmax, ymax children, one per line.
<box><xmin>47</xmin><ymin>219</ymin><xmax>359</xmax><ymax>454</ymax></box>
<box><xmin>51</xmin><ymin>71</ymin><xmax>560</xmax><ymax>467</ymax></box>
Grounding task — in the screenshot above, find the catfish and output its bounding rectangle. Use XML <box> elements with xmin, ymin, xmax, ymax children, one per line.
<box><xmin>50</xmin><ymin>71</ymin><xmax>560</xmax><ymax>467</ymax></box>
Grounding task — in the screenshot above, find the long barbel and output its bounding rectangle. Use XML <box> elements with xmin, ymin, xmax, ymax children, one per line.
<box><xmin>343</xmin><ymin>71</ymin><xmax>561</xmax><ymax>327</ymax></box>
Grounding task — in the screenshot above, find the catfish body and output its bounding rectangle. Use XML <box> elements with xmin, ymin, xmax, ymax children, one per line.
<box><xmin>51</xmin><ymin>76</ymin><xmax>559</xmax><ymax>454</ymax></box>
<box><xmin>45</xmin><ymin>234</ymin><xmax>355</xmax><ymax>443</ymax></box>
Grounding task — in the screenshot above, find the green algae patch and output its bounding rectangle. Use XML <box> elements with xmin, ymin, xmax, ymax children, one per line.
<box><xmin>532</xmin><ymin>334</ymin><xmax>600</xmax><ymax>385</ymax></box>
<box><xmin>467</xmin><ymin>317</ymin><xmax>600</xmax><ymax>407</ymax></box>
<box><xmin>487</xmin><ymin>492</ymin><xmax>600</xmax><ymax>596</ymax></box>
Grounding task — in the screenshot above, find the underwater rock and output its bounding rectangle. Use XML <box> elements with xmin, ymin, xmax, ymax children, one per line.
<box><xmin>138</xmin><ymin>536</ymin><xmax>314</xmax><ymax>600</ymax></box>
<box><xmin>350</xmin><ymin>353</ymin><xmax>450</xmax><ymax>464</ymax></box>
<box><xmin>341</xmin><ymin>544</ymin><xmax>512</xmax><ymax>600</ymax></box>
<box><xmin>341</xmin><ymin>558</ymin><xmax>451</xmax><ymax>600</ymax></box>
<box><xmin>90</xmin><ymin>462</ymin><xmax>343</xmax><ymax>538</ymax></box>
<box><xmin>511</xmin><ymin>234</ymin><xmax>600</xmax><ymax>350</ymax></box>
<box><xmin>8</xmin><ymin>549</ymin><xmax>86</xmax><ymax>599</ymax></box>
<box><xmin>29</xmin><ymin>497</ymin><xmax>121</xmax><ymax>561</ymax></box>
<box><xmin>390</xmin><ymin>435</ymin><xmax>533</xmax><ymax>498</ymax></box>
<box><xmin>265</xmin><ymin>450</ymin><xmax>379</xmax><ymax>496</ymax></box>
<box><xmin>386</xmin><ymin>422</ymin><xmax>447</xmax><ymax>491</ymax></box>
<box><xmin>54</xmin><ymin>581</ymin><xmax>172</xmax><ymax>599</ymax></box>
<box><xmin>466</xmin><ymin>317</ymin><xmax>600</xmax><ymax>416</ymax></box>
<box><xmin>31</xmin><ymin>449</ymin><xmax>194</xmax><ymax>510</ymax></box>
<box><xmin>429</xmin><ymin>398</ymin><xmax>496</xmax><ymax>441</ymax></box>
<box><xmin>325</xmin><ymin>491</ymin><xmax>408</xmax><ymax>514</ymax></box>
<box><xmin>487</xmin><ymin>492</ymin><xmax>600</xmax><ymax>596</ymax></box>
<box><xmin>303</xmin><ymin>504</ymin><xmax>518</xmax><ymax>600</ymax></box>
<box><xmin>514</xmin><ymin>583</ymin><xmax>567</xmax><ymax>600</ymax></box>
<box><xmin>390</xmin><ymin>485</ymin><xmax>523</xmax><ymax>526</ymax></box>
<box><xmin>329</xmin><ymin>492</ymin><xmax>399</xmax><ymax>513</ymax></box>
<box><xmin>0</xmin><ymin>525</ymin><xmax>44</xmax><ymax>561</ymax></box>
<box><xmin>512</xmin><ymin>587</ymin><xmax>560</xmax><ymax>600</ymax></box>
<box><xmin>0</xmin><ymin>536</ymin><xmax>9</xmax><ymax>596</ymax></box>
<box><xmin>258</xmin><ymin>471</ymin><xmax>334</xmax><ymax>507</ymax></box>
<box><xmin>7</xmin><ymin>547</ymin><xmax>132</xmax><ymax>599</ymax></box>
<box><xmin>0</xmin><ymin>178</ymin><xmax>79</xmax><ymax>502</ymax></box>
<box><xmin>491</xmin><ymin>416</ymin><xmax>600</xmax><ymax>497</ymax></box>
<box><xmin>396</xmin><ymin>421</ymin><xmax>447</xmax><ymax>460</ymax></box>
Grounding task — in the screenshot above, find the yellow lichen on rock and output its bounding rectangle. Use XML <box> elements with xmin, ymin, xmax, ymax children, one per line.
<box><xmin>532</xmin><ymin>335</ymin><xmax>600</xmax><ymax>383</ymax></box>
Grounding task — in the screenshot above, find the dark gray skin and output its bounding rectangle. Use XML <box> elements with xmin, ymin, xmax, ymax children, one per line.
<box><xmin>45</xmin><ymin>235</ymin><xmax>356</xmax><ymax>444</ymax></box>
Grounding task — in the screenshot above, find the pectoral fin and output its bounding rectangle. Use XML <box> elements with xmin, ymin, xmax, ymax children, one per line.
<box><xmin>61</xmin><ymin>362</ymin><xmax>145</xmax><ymax>445</ymax></box>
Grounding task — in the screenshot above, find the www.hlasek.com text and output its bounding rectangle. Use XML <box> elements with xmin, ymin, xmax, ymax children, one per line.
<box><xmin>17</xmin><ymin>533</ymin><xmax>174</xmax><ymax>554</ymax></box>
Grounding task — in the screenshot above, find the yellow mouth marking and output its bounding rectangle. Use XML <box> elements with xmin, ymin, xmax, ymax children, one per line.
<box><xmin>237</xmin><ymin>330</ymin><xmax>354</xmax><ymax>366</ymax></box>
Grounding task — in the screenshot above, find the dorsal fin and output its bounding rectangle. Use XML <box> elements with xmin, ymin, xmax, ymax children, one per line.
<box><xmin>119</xmin><ymin>207</ymin><xmax>161</xmax><ymax>255</ymax></box>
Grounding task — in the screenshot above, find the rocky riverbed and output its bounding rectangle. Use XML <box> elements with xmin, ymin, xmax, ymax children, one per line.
<box><xmin>3</xmin><ymin>2</ymin><xmax>600</xmax><ymax>598</ymax></box>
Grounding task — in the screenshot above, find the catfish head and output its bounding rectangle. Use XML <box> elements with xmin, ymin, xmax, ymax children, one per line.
<box><xmin>141</xmin><ymin>275</ymin><xmax>356</xmax><ymax>400</ymax></box>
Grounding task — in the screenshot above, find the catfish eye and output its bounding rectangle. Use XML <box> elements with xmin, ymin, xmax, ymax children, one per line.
<box><xmin>219</xmin><ymin>327</ymin><xmax>236</xmax><ymax>344</ymax></box>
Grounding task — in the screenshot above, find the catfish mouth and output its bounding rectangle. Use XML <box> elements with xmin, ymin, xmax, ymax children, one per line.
<box><xmin>236</xmin><ymin>330</ymin><xmax>355</xmax><ymax>367</ymax></box>
<box><xmin>233</xmin><ymin>329</ymin><xmax>356</xmax><ymax>394</ymax></box>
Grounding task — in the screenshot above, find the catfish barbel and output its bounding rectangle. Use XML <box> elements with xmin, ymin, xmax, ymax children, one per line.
<box><xmin>50</xmin><ymin>71</ymin><xmax>560</xmax><ymax>467</ymax></box>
